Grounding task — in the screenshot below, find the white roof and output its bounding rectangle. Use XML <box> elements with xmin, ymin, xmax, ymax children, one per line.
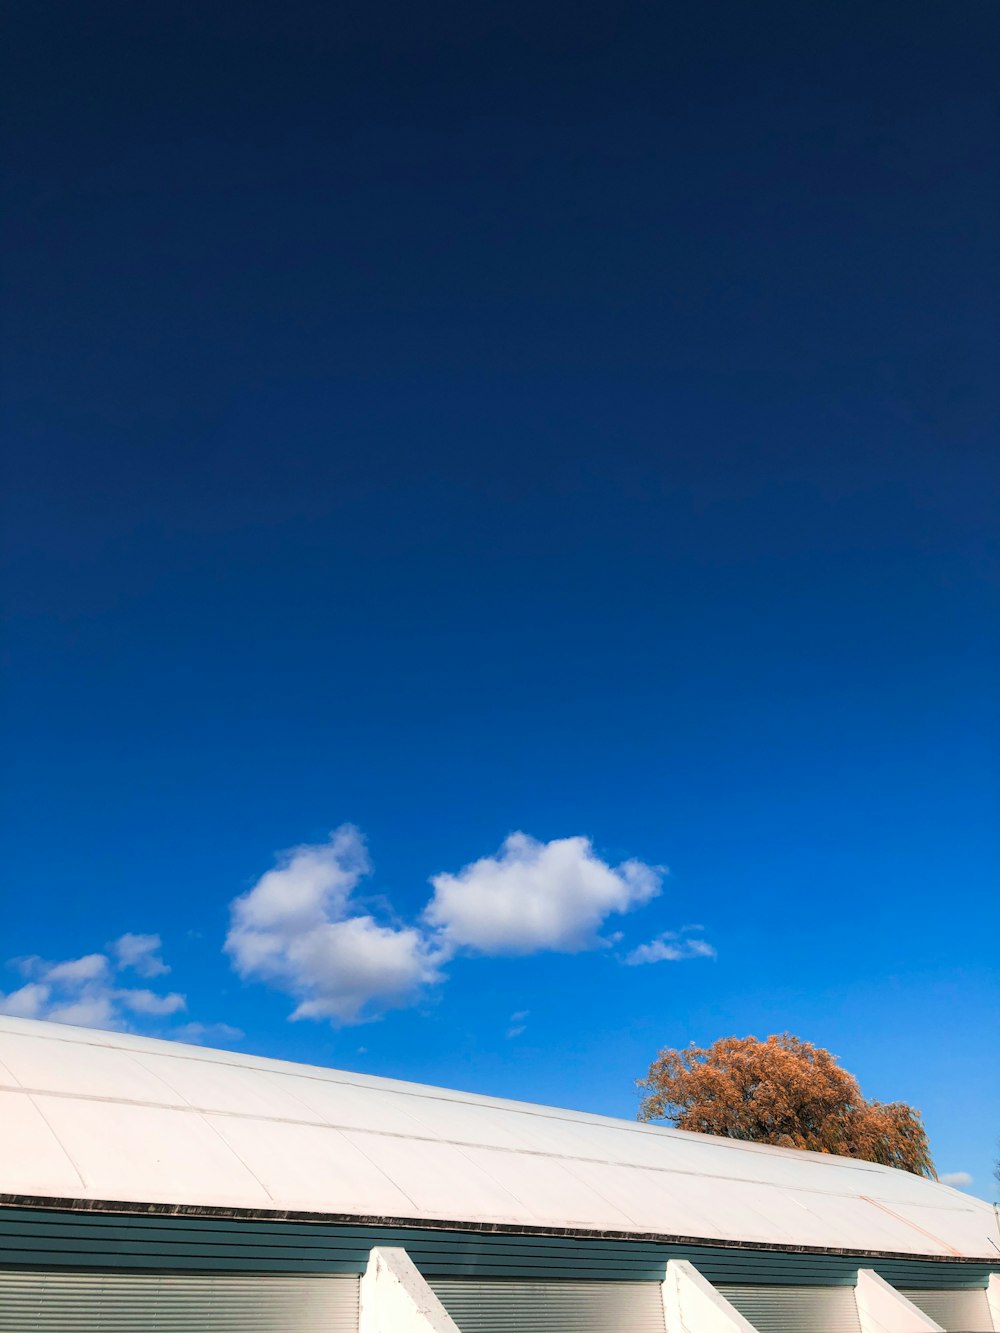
<box><xmin>0</xmin><ymin>1016</ymin><xmax>995</xmax><ymax>1259</ymax></box>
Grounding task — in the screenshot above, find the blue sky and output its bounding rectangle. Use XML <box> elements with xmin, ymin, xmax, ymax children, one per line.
<box><xmin>1</xmin><ymin>2</ymin><xmax>997</xmax><ymax>1197</ymax></box>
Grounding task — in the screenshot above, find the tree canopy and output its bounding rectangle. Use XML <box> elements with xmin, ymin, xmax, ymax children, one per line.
<box><xmin>637</xmin><ymin>1033</ymin><xmax>935</xmax><ymax>1177</ymax></box>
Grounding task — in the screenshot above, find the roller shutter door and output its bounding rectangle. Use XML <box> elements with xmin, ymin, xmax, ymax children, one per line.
<box><xmin>0</xmin><ymin>1270</ymin><xmax>359</xmax><ymax>1332</ymax></box>
<box><xmin>897</xmin><ymin>1288</ymin><xmax>992</xmax><ymax>1332</ymax></box>
<box><xmin>715</xmin><ymin>1284</ymin><xmax>862</xmax><ymax>1333</ymax></box>
<box><xmin>429</xmin><ymin>1277</ymin><xmax>667</xmax><ymax>1332</ymax></box>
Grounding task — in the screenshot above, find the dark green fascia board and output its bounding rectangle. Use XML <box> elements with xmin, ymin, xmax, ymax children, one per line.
<box><xmin>1</xmin><ymin>1196</ymin><xmax>997</xmax><ymax>1289</ymax></box>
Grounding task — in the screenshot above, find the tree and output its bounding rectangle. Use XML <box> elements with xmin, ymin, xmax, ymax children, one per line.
<box><xmin>637</xmin><ymin>1033</ymin><xmax>935</xmax><ymax>1177</ymax></box>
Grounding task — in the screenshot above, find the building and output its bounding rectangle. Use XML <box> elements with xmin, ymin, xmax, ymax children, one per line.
<box><xmin>1</xmin><ymin>1014</ymin><xmax>997</xmax><ymax>1332</ymax></box>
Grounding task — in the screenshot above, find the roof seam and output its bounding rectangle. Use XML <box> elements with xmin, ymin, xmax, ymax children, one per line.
<box><xmin>0</xmin><ymin>1081</ymin><xmax>970</xmax><ymax>1211</ymax></box>
<box><xmin>21</xmin><ymin>1093</ymin><xmax>88</xmax><ymax>1193</ymax></box>
<box><xmin>0</xmin><ymin>1022</ymin><xmax>890</xmax><ymax>1173</ymax></box>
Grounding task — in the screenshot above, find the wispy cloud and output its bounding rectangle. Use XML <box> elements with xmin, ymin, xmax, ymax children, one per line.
<box><xmin>118</xmin><ymin>989</ymin><xmax>187</xmax><ymax>1017</ymax></box>
<box><xmin>623</xmin><ymin>928</ymin><xmax>716</xmax><ymax>965</ymax></box>
<box><xmin>110</xmin><ymin>932</ymin><xmax>169</xmax><ymax>977</ymax></box>
<box><xmin>0</xmin><ymin>934</ymin><xmax>225</xmax><ymax>1039</ymax></box>
<box><xmin>506</xmin><ymin>1007</ymin><xmax>530</xmax><ymax>1038</ymax></box>
<box><xmin>173</xmin><ymin>1021</ymin><xmax>244</xmax><ymax>1045</ymax></box>
<box><xmin>43</xmin><ymin>954</ymin><xmax>109</xmax><ymax>984</ymax></box>
<box><xmin>938</xmin><ymin>1171</ymin><xmax>972</xmax><ymax>1188</ymax></box>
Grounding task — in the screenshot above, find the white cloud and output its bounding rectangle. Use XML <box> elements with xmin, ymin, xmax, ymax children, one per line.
<box><xmin>235</xmin><ymin>825</ymin><xmax>370</xmax><ymax>935</ymax></box>
<box><xmin>44</xmin><ymin>953</ymin><xmax>109</xmax><ymax>984</ymax></box>
<box><xmin>226</xmin><ymin>825</ymin><xmax>445</xmax><ymax>1025</ymax></box>
<box><xmin>424</xmin><ymin>832</ymin><xmax>663</xmax><ymax>955</ymax></box>
<box><xmin>117</xmin><ymin>988</ymin><xmax>186</xmax><ymax>1016</ymax></box>
<box><xmin>227</xmin><ymin>826</ymin><xmax>701</xmax><ymax>1028</ymax></box>
<box><xmin>939</xmin><ymin>1171</ymin><xmax>973</xmax><ymax>1188</ymax></box>
<box><xmin>0</xmin><ymin>982</ymin><xmax>50</xmax><ymax>1018</ymax></box>
<box><xmin>286</xmin><ymin>916</ymin><xmax>443</xmax><ymax>1024</ymax></box>
<box><xmin>624</xmin><ymin>930</ymin><xmax>716</xmax><ymax>965</ymax></box>
<box><xmin>111</xmin><ymin>933</ymin><xmax>169</xmax><ymax>977</ymax></box>
<box><xmin>45</xmin><ymin>995</ymin><xmax>118</xmax><ymax>1028</ymax></box>
<box><xmin>0</xmin><ymin>937</ymin><xmax>223</xmax><ymax>1038</ymax></box>
<box><xmin>0</xmin><ymin>947</ymin><xmax>172</xmax><ymax>1031</ymax></box>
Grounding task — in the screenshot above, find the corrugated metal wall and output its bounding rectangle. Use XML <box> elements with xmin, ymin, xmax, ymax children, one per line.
<box><xmin>897</xmin><ymin>1288</ymin><xmax>993</xmax><ymax>1331</ymax></box>
<box><xmin>0</xmin><ymin>1270</ymin><xmax>359</xmax><ymax>1332</ymax></box>
<box><xmin>430</xmin><ymin>1277</ymin><xmax>666</xmax><ymax>1332</ymax></box>
<box><xmin>716</xmin><ymin>1283</ymin><xmax>862</xmax><ymax>1333</ymax></box>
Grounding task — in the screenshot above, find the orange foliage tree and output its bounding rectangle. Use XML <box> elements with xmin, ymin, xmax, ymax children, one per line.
<box><xmin>638</xmin><ymin>1033</ymin><xmax>935</xmax><ymax>1177</ymax></box>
